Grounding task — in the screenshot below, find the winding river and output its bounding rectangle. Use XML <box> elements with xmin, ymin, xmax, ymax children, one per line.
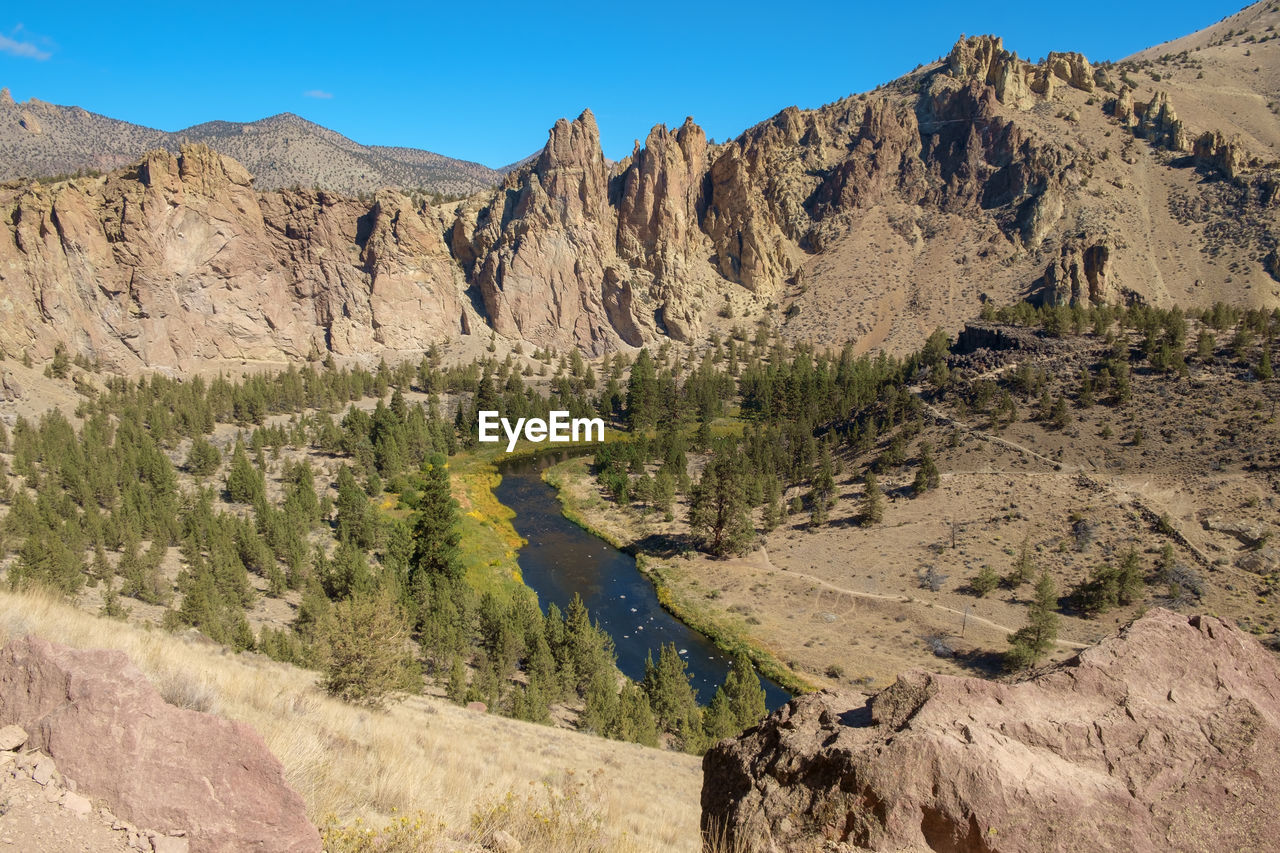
<box><xmin>495</xmin><ymin>452</ymin><xmax>791</xmax><ymax>710</ymax></box>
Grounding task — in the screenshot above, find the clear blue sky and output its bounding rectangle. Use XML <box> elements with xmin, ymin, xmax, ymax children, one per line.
<box><xmin>0</xmin><ymin>1</ymin><xmax>1249</xmax><ymax>168</ymax></box>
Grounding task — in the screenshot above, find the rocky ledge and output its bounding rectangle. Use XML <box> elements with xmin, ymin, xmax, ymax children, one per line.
<box><xmin>702</xmin><ymin>608</ymin><xmax>1280</xmax><ymax>852</ymax></box>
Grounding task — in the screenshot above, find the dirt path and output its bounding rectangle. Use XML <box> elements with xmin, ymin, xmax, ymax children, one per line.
<box><xmin>756</xmin><ymin>546</ymin><xmax>1091</xmax><ymax>650</ymax></box>
<box><xmin>911</xmin><ymin>388</ymin><xmax>1225</xmax><ymax>574</ymax></box>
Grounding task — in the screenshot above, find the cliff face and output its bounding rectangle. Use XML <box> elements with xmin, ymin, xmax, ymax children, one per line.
<box><xmin>2</xmin><ymin>23</ymin><xmax>1277</xmax><ymax>368</ymax></box>
<box><xmin>0</xmin><ymin>144</ymin><xmax>471</xmax><ymax>370</ymax></box>
<box><xmin>702</xmin><ymin>610</ymin><xmax>1280</xmax><ymax>853</ymax></box>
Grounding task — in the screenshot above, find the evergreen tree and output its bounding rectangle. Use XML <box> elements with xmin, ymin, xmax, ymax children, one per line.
<box><xmin>860</xmin><ymin>472</ymin><xmax>884</xmax><ymax>526</ymax></box>
<box><xmin>702</xmin><ymin>687</ymin><xmax>739</xmax><ymax>743</ymax></box>
<box><xmin>970</xmin><ymin>564</ymin><xmax>999</xmax><ymax>597</ymax></box>
<box><xmin>810</xmin><ymin>444</ymin><xmax>835</xmax><ymax>525</ymax></box>
<box><xmin>1116</xmin><ymin>548</ymin><xmax>1145</xmax><ymax>606</ymax></box>
<box><xmin>1008</xmin><ymin>536</ymin><xmax>1035</xmax><ymax>587</ymax></box>
<box><xmin>225</xmin><ymin>443</ymin><xmax>263</xmax><ymax>504</ymax></box>
<box><xmin>625</xmin><ymin>349</ymin><xmax>658</xmax><ymax>431</ymax></box>
<box><xmin>184</xmin><ymin>437</ymin><xmax>221</xmax><ymax>479</ymax></box>
<box><xmin>320</xmin><ymin>588</ymin><xmax>419</xmax><ymax>707</ymax></box>
<box><xmin>446</xmin><ymin>653</ymin><xmax>468</xmax><ymax>704</ymax></box>
<box><xmin>723</xmin><ymin>650</ymin><xmax>766</xmax><ymax>730</ymax></box>
<box><xmin>911</xmin><ymin>442</ymin><xmax>940</xmax><ymax>496</ymax></box>
<box><xmin>335</xmin><ymin>465</ymin><xmax>379</xmax><ymax>549</ymax></box>
<box><xmin>614</xmin><ymin>682</ymin><xmax>659</xmax><ymax>747</ymax></box>
<box><xmin>1006</xmin><ymin>571</ymin><xmax>1059</xmax><ymax>670</ymax></box>
<box><xmin>409</xmin><ymin>455</ymin><xmax>463</xmax><ymax>587</ymax></box>
<box><xmin>688</xmin><ymin>453</ymin><xmax>754</xmax><ymax>557</ymax></box>
<box><xmin>643</xmin><ymin>643</ymin><xmax>703</xmax><ymax>752</ymax></box>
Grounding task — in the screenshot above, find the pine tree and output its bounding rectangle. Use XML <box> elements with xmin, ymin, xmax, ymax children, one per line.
<box><xmin>409</xmin><ymin>455</ymin><xmax>463</xmax><ymax>587</ymax></box>
<box><xmin>184</xmin><ymin>436</ymin><xmax>221</xmax><ymax>478</ymax></box>
<box><xmin>335</xmin><ymin>465</ymin><xmax>378</xmax><ymax>549</ymax></box>
<box><xmin>1116</xmin><ymin>548</ymin><xmax>1145</xmax><ymax>606</ymax></box>
<box><xmin>625</xmin><ymin>349</ymin><xmax>658</xmax><ymax>431</ymax></box>
<box><xmin>643</xmin><ymin>643</ymin><xmax>703</xmax><ymax>751</ymax></box>
<box><xmin>911</xmin><ymin>442</ymin><xmax>940</xmax><ymax>496</ymax></box>
<box><xmin>1008</xmin><ymin>536</ymin><xmax>1035</xmax><ymax>586</ymax></box>
<box><xmin>861</xmin><ymin>472</ymin><xmax>884</xmax><ymax>526</ymax></box>
<box><xmin>702</xmin><ymin>687</ymin><xmax>738</xmax><ymax>743</ymax></box>
<box><xmin>225</xmin><ymin>443</ymin><xmax>262</xmax><ymax>504</ymax></box>
<box><xmin>689</xmin><ymin>453</ymin><xmax>755</xmax><ymax>557</ymax></box>
<box><xmin>446</xmin><ymin>654</ymin><xmax>468</xmax><ymax>704</ymax></box>
<box><xmin>615</xmin><ymin>682</ymin><xmax>659</xmax><ymax>747</ymax></box>
<box><xmin>1006</xmin><ymin>571</ymin><xmax>1059</xmax><ymax>670</ymax></box>
<box><xmin>723</xmin><ymin>650</ymin><xmax>766</xmax><ymax>729</ymax></box>
<box><xmin>810</xmin><ymin>445</ymin><xmax>835</xmax><ymax>525</ymax></box>
<box><xmin>971</xmin><ymin>564</ymin><xmax>999</xmax><ymax>597</ymax></box>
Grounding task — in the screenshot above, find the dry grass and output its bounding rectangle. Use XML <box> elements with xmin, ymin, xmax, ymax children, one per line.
<box><xmin>0</xmin><ymin>588</ymin><xmax>702</xmax><ymax>852</ymax></box>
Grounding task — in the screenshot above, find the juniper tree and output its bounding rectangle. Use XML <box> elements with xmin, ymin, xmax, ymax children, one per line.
<box><xmin>971</xmin><ymin>564</ymin><xmax>999</xmax><ymax>597</ymax></box>
<box><xmin>911</xmin><ymin>442</ymin><xmax>940</xmax><ymax>496</ymax></box>
<box><xmin>723</xmin><ymin>650</ymin><xmax>767</xmax><ymax>729</ymax></box>
<box><xmin>625</xmin><ymin>348</ymin><xmax>658</xmax><ymax>431</ymax></box>
<box><xmin>643</xmin><ymin>643</ymin><xmax>704</xmax><ymax>752</ymax></box>
<box><xmin>1006</xmin><ymin>570</ymin><xmax>1059</xmax><ymax>670</ymax></box>
<box><xmin>861</xmin><ymin>472</ymin><xmax>884</xmax><ymax>526</ymax></box>
<box><xmin>321</xmin><ymin>588</ymin><xmax>419</xmax><ymax>708</ymax></box>
<box><xmin>689</xmin><ymin>452</ymin><xmax>755</xmax><ymax>557</ymax></box>
<box><xmin>810</xmin><ymin>444</ymin><xmax>835</xmax><ymax>525</ymax></box>
<box><xmin>225</xmin><ymin>443</ymin><xmax>262</xmax><ymax>504</ymax></box>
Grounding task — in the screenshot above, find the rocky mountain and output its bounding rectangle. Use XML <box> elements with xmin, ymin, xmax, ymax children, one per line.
<box><xmin>702</xmin><ymin>609</ymin><xmax>1280</xmax><ymax>852</ymax></box>
<box><xmin>0</xmin><ymin>90</ymin><xmax>508</xmax><ymax>197</ymax></box>
<box><xmin>1</xmin><ymin>4</ymin><xmax>1277</xmax><ymax>369</ymax></box>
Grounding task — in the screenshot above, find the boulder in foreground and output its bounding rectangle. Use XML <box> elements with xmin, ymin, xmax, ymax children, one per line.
<box><xmin>0</xmin><ymin>635</ymin><xmax>321</xmax><ymax>853</ymax></box>
<box><xmin>702</xmin><ymin>609</ymin><xmax>1280</xmax><ymax>852</ymax></box>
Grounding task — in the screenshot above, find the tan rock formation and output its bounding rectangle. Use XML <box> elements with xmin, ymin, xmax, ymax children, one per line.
<box><xmin>0</xmin><ymin>142</ymin><xmax>468</xmax><ymax>369</ymax></box>
<box><xmin>1194</xmin><ymin>130</ymin><xmax>1250</xmax><ymax>180</ymax></box>
<box><xmin>1041</xmin><ymin>240</ymin><xmax>1115</xmax><ymax>305</ymax></box>
<box><xmin>1046</xmin><ymin>51</ymin><xmax>1095</xmax><ymax>92</ymax></box>
<box><xmin>702</xmin><ymin>609</ymin><xmax>1280</xmax><ymax>852</ymax></box>
<box><xmin>946</xmin><ymin>36</ymin><xmax>1034</xmax><ymax>108</ymax></box>
<box><xmin>1137</xmin><ymin>91</ymin><xmax>1190</xmax><ymax>152</ymax></box>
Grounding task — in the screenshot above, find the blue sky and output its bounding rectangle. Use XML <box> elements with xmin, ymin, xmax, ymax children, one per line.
<box><xmin>0</xmin><ymin>1</ymin><xmax>1249</xmax><ymax>168</ymax></box>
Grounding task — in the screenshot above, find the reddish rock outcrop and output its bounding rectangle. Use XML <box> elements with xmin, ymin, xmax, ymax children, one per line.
<box><xmin>702</xmin><ymin>609</ymin><xmax>1280</xmax><ymax>852</ymax></box>
<box><xmin>0</xmin><ymin>635</ymin><xmax>321</xmax><ymax>853</ymax></box>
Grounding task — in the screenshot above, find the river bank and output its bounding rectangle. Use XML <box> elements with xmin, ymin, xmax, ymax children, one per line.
<box><xmin>542</xmin><ymin>457</ymin><xmax>817</xmax><ymax>697</ymax></box>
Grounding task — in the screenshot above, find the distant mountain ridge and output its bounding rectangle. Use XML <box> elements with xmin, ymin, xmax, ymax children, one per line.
<box><xmin>0</xmin><ymin>89</ymin><xmax>515</xmax><ymax>196</ymax></box>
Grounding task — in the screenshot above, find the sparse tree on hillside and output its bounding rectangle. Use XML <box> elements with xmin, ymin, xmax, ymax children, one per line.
<box><xmin>911</xmin><ymin>442</ymin><xmax>940</xmax><ymax>496</ymax></box>
<box><xmin>410</xmin><ymin>454</ymin><xmax>462</xmax><ymax>588</ymax></box>
<box><xmin>861</xmin><ymin>472</ymin><xmax>884</xmax><ymax>526</ymax></box>
<box><xmin>689</xmin><ymin>453</ymin><xmax>754</xmax><ymax>557</ymax></box>
<box><xmin>320</xmin><ymin>588</ymin><xmax>420</xmax><ymax>708</ymax></box>
<box><xmin>1006</xmin><ymin>571</ymin><xmax>1059</xmax><ymax>670</ymax></box>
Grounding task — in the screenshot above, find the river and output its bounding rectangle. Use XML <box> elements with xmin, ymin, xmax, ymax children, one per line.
<box><xmin>494</xmin><ymin>451</ymin><xmax>791</xmax><ymax>710</ymax></box>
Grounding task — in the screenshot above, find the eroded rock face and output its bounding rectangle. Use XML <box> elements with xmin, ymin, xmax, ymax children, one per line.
<box><xmin>1194</xmin><ymin>130</ymin><xmax>1251</xmax><ymax>181</ymax></box>
<box><xmin>1040</xmin><ymin>240</ymin><xmax>1115</xmax><ymax>306</ymax></box>
<box><xmin>0</xmin><ymin>142</ymin><xmax>468</xmax><ymax>370</ymax></box>
<box><xmin>1137</xmin><ymin>91</ymin><xmax>1189</xmax><ymax>152</ymax></box>
<box><xmin>0</xmin><ymin>635</ymin><xmax>321</xmax><ymax>853</ymax></box>
<box><xmin>702</xmin><ymin>609</ymin><xmax>1280</xmax><ymax>853</ymax></box>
